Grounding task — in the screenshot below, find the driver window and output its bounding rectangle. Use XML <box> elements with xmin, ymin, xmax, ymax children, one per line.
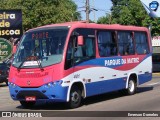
<box><xmin>65</xmin><ymin>28</ymin><xmax>95</xmax><ymax>70</ymax></box>
<box><xmin>65</xmin><ymin>37</ymin><xmax>95</xmax><ymax>70</ymax></box>
<box><xmin>74</xmin><ymin>38</ymin><xmax>95</xmax><ymax>59</ymax></box>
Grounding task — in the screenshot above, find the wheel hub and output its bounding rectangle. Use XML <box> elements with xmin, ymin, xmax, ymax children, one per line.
<box><xmin>71</xmin><ymin>91</ymin><xmax>80</xmax><ymax>103</ymax></box>
<box><xmin>129</xmin><ymin>80</ymin><xmax>134</xmax><ymax>92</ymax></box>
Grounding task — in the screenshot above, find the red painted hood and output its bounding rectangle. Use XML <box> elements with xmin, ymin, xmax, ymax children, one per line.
<box><xmin>9</xmin><ymin>64</ymin><xmax>63</xmax><ymax>87</ymax></box>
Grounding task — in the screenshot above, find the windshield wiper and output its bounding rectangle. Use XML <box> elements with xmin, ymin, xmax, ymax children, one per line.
<box><xmin>17</xmin><ymin>57</ymin><xmax>27</xmax><ymax>71</ymax></box>
<box><xmin>17</xmin><ymin>56</ymin><xmax>44</xmax><ymax>71</ymax></box>
<box><xmin>35</xmin><ymin>56</ymin><xmax>44</xmax><ymax>71</ymax></box>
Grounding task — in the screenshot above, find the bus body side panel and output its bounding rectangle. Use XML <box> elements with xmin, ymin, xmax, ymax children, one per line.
<box><xmin>138</xmin><ymin>74</ymin><xmax>152</xmax><ymax>85</ymax></box>
<box><xmin>138</xmin><ymin>54</ymin><xmax>152</xmax><ymax>85</ymax></box>
<box><xmin>137</xmin><ymin>55</ymin><xmax>152</xmax><ymax>85</ymax></box>
<box><xmin>85</xmin><ymin>78</ymin><xmax>125</xmax><ymax>97</ymax></box>
<box><xmin>62</xmin><ymin>54</ymin><xmax>152</xmax><ymax>98</ymax></box>
<box><xmin>9</xmin><ymin>54</ymin><xmax>152</xmax><ymax>102</ymax></box>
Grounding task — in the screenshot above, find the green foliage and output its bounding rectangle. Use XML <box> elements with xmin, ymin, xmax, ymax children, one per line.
<box><xmin>97</xmin><ymin>14</ymin><xmax>112</xmax><ymax>24</ymax></box>
<box><xmin>0</xmin><ymin>0</ymin><xmax>80</xmax><ymax>31</ymax></box>
<box><xmin>97</xmin><ymin>0</ymin><xmax>160</xmax><ymax>36</ymax></box>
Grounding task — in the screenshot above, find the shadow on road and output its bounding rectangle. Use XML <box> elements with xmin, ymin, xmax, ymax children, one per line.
<box><xmin>137</xmin><ymin>86</ymin><xmax>153</xmax><ymax>94</ymax></box>
<box><xmin>83</xmin><ymin>86</ymin><xmax>153</xmax><ymax>106</ymax></box>
<box><xmin>16</xmin><ymin>86</ymin><xmax>153</xmax><ymax>110</ymax></box>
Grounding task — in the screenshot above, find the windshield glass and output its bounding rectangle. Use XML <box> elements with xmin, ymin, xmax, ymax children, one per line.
<box><xmin>12</xmin><ymin>27</ymin><xmax>69</xmax><ymax>68</ymax></box>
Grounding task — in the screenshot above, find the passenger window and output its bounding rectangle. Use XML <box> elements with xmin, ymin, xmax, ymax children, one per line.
<box><xmin>117</xmin><ymin>32</ymin><xmax>134</xmax><ymax>55</ymax></box>
<box><xmin>135</xmin><ymin>32</ymin><xmax>149</xmax><ymax>54</ymax></box>
<box><xmin>98</xmin><ymin>31</ymin><xmax>117</xmax><ymax>57</ymax></box>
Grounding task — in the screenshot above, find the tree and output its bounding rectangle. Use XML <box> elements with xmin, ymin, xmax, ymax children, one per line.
<box><xmin>0</xmin><ymin>0</ymin><xmax>81</xmax><ymax>31</ymax></box>
<box><xmin>97</xmin><ymin>0</ymin><xmax>160</xmax><ymax>36</ymax></box>
<box><xmin>97</xmin><ymin>14</ymin><xmax>112</xmax><ymax>24</ymax></box>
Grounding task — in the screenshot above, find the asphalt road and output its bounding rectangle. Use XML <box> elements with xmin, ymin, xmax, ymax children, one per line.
<box><xmin>1</xmin><ymin>73</ymin><xmax>160</xmax><ymax>120</ymax></box>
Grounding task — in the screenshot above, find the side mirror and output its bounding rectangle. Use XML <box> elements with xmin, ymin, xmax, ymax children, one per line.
<box><xmin>77</xmin><ymin>36</ymin><xmax>84</xmax><ymax>46</ymax></box>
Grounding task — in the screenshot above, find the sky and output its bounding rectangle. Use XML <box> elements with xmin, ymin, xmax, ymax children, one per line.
<box><xmin>73</xmin><ymin>0</ymin><xmax>113</xmax><ymax>22</ymax></box>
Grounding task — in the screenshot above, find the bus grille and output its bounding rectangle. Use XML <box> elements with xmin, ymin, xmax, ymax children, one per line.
<box><xmin>16</xmin><ymin>72</ymin><xmax>48</xmax><ymax>78</ymax></box>
<box><xmin>16</xmin><ymin>91</ymin><xmax>48</xmax><ymax>99</ymax></box>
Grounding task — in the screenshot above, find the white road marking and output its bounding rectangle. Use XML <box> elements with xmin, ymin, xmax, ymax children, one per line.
<box><xmin>147</xmin><ymin>82</ymin><xmax>160</xmax><ymax>86</ymax></box>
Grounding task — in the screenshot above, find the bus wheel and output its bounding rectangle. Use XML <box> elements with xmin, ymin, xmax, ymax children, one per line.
<box><xmin>67</xmin><ymin>86</ymin><xmax>82</xmax><ymax>109</ymax></box>
<box><xmin>127</xmin><ymin>78</ymin><xmax>136</xmax><ymax>95</ymax></box>
<box><xmin>20</xmin><ymin>101</ymin><xmax>36</xmax><ymax>108</ymax></box>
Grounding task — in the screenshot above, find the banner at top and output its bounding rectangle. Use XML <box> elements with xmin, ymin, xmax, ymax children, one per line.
<box><xmin>0</xmin><ymin>9</ymin><xmax>22</xmax><ymax>40</ymax></box>
<box><xmin>140</xmin><ymin>0</ymin><xmax>160</xmax><ymax>18</ymax></box>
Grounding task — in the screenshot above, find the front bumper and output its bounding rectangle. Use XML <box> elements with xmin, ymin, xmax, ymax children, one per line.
<box><xmin>8</xmin><ymin>82</ymin><xmax>68</xmax><ymax>102</ymax></box>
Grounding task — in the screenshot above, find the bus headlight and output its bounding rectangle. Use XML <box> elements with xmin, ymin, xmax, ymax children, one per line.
<box><xmin>47</xmin><ymin>83</ymin><xmax>52</xmax><ymax>87</ymax></box>
<box><xmin>44</xmin><ymin>80</ymin><xmax>63</xmax><ymax>88</ymax></box>
<box><xmin>9</xmin><ymin>82</ymin><xmax>17</xmax><ymax>88</ymax></box>
<box><xmin>54</xmin><ymin>80</ymin><xmax>63</xmax><ymax>85</ymax></box>
<box><xmin>44</xmin><ymin>83</ymin><xmax>52</xmax><ymax>88</ymax></box>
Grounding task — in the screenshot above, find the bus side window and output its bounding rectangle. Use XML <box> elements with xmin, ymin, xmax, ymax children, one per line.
<box><xmin>118</xmin><ymin>32</ymin><xmax>134</xmax><ymax>55</ymax></box>
<box><xmin>135</xmin><ymin>32</ymin><xmax>149</xmax><ymax>54</ymax></box>
<box><xmin>111</xmin><ymin>32</ymin><xmax>117</xmax><ymax>56</ymax></box>
<box><xmin>98</xmin><ymin>31</ymin><xmax>117</xmax><ymax>57</ymax></box>
<box><xmin>118</xmin><ymin>33</ymin><xmax>124</xmax><ymax>55</ymax></box>
<box><xmin>127</xmin><ymin>34</ymin><xmax>134</xmax><ymax>54</ymax></box>
<box><xmin>125</xmin><ymin>33</ymin><xmax>134</xmax><ymax>55</ymax></box>
<box><xmin>85</xmin><ymin>38</ymin><xmax>95</xmax><ymax>57</ymax></box>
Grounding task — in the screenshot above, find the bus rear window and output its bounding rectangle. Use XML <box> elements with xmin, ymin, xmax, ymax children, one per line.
<box><xmin>135</xmin><ymin>32</ymin><xmax>149</xmax><ymax>54</ymax></box>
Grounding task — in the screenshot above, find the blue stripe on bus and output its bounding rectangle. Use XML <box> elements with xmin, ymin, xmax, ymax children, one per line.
<box><xmin>138</xmin><ymin>73</ymin><xmax>152</xmax><ymax>85</ymax></box>
<box><xmin>76</xmin><ymin>54</ymin><xmax>151</xmax><ymax>68</ymax></box>
<box><xmin>77</xmin><ymin>56</ymin><xmax>123</xmax><ymax>68</ymax></box>
<box><xmin>85</xmin><ymin>78</ymin><xmax>126</xmax><ymax>97</ymax></box>
<box><xmin>85</xmin><ymin>73</ymin><xmax>152</xmax><ymax>97</ymax></box>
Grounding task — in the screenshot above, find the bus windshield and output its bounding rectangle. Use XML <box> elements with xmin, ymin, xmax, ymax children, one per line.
<box><xmin>12</xmin><ymin>27</ymin><xmax>69</xmax><ymax>68</ymax></box>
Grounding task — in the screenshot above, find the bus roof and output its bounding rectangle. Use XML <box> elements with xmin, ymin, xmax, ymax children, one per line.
<box><xmin>27</xmin><ymin>21</ymin><xmax>149</xmax><ymax>32</ymax></box>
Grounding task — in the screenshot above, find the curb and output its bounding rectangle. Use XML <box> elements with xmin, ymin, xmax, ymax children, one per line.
<box><xmin>153</xmin><ymin>73</ymin><xmax>160</xmax><ymax>76</ymax></box>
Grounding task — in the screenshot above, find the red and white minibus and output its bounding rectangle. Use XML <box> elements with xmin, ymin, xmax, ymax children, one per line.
<box><xmin>9</xmin><ymin>21</ymin><xmax>152</xmax><ymax>108</ymax></box>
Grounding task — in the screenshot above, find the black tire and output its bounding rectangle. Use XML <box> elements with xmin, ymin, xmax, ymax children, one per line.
<box><xmin>127</xmin><ymin>78</ymin><xmax>137</xmax><ymax>95</ymax></box>
<box><xmin>67</xmin><ymin>86</ymin><xmax>82</xmax><ymax>109</ymax></box>
<box><xmin>20</xmin><ymin>101</ymin><xmax>36</xmax><ymax>108</ymax></box>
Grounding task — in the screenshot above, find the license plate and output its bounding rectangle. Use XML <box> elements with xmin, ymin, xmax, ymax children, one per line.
<box><xmin>25</xmin><ymin>96</ymin><xmax>36</xmax><ymax>101</ymax></box>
